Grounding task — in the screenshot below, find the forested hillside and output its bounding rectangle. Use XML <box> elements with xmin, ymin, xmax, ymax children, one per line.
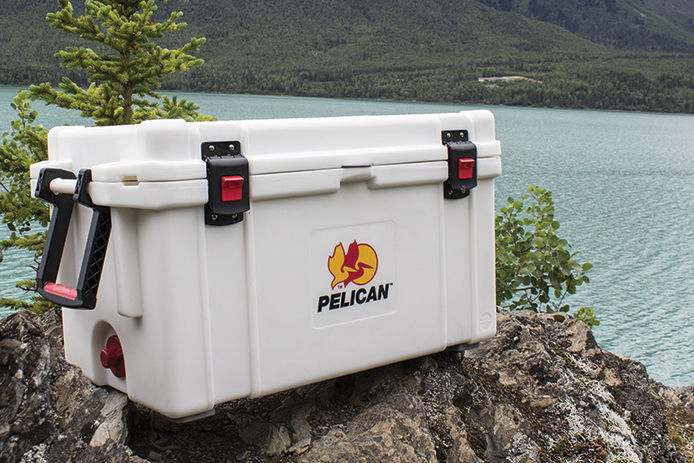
<box><xmin>478</xmin><ymin>0</ymin><xmax>694</xmax><ymax>52</ymax></box>
<box><xmin>1</xmin><ymin>0</ymin><xmax>693</xmax><ymax>112</ymax></box>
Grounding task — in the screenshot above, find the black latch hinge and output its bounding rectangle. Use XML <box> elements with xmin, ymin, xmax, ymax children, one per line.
<box><xmin>202</xmin><ymin>141</ymin><xmax>249</xmax><ymax>225</ymax></box>
<box><xmin>442</xmin><ymin>130</ymin><xmax>477</xmax><ymax>199</ymax></box>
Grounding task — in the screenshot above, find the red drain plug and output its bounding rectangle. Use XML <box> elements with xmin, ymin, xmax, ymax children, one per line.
<box><xmin>100</xmin><ymin>335</ymin><xmax>125</xmax><ymax>378</ymax></box>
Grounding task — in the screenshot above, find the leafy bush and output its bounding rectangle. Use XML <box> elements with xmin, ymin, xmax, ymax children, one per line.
<box><xmin>495</xmin><ymin>185</ymin><xmax>598</xmax><ymax>326</ymax></box>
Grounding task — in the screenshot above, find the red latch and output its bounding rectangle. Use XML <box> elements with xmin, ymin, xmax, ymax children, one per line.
<box><xmin>458</xmin><ymin>158</ymin><xmax>475</xmax><ymax>180</ymax></box>
<box><xmin>100</xmin><ymin>335</ymin><xmax>125</xmax><ymax>378</ymax></box>
<box><xmin>221</xmin><ymin>176</ymin><xmax>244</xmax><ymax>202</ymax></box>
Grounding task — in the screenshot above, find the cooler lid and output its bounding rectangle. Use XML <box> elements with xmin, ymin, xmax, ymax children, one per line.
<box><xmin>195</xmin><ymin>110</ymin><xmax>500</xmax><ymax>176</ymax></box>
<box><xmin>39</xmin><ymin>111</ymin><xmax>500</xmax><ymax>182</ymax></box>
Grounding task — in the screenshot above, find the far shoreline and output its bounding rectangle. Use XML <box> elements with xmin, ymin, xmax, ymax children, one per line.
<box><xmin>1</xmin><ymin>84</ymin><xmax>693</xmax><ymax>118</ymax></box>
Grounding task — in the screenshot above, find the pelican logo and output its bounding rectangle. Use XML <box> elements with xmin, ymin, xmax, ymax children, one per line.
<box><xmin>318</xmin><ymin>240</ymin><xmax>393</xmax><ymax>313</ymax></box>
<box><xmin>328</xmin><ymin>241</ymin><xmax>378</xmax><ymax>289</ymax></box>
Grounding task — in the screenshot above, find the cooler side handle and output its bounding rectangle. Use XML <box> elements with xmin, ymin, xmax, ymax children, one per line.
<box><xmin>35</xmin><ymin>168</ymin><xmax>111</xmax><ymax>310</ymax></box>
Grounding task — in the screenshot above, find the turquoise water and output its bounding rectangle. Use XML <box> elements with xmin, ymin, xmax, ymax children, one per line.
<box><xmin>1</xmin><ymin>86</ymin><xmax>693</xmax><ymax>387</ymax></box>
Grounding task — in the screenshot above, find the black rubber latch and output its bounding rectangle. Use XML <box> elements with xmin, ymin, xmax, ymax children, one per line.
<box><xmin>202</xmin><ymin>141</ymin><xmax>249</xmax><ymax>225</ymax></box>
<box><xmin>442</xmin><ymin>130</ymin><xmax>477</xmax><ymax>199</ymax></box>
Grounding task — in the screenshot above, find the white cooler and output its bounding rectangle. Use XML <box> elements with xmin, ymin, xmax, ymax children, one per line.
<box><xmin>30</xmin><ymin>111</ymin><xmax>501</xmax><ymax>419</ymax></box>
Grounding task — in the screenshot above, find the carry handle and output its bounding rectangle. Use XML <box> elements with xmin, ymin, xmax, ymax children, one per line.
<box><xmin>35</xmin><ymin>168</ymin><xmax>111</xmax><ymax>309</ymax></box>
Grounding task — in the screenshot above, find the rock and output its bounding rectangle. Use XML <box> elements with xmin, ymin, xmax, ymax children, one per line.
<box><xmin>2</xmin><ymin>308</ymin><xmax>693</xmax><ymax>462</ymax></box>
<box><xmin>0</xmin><ymin>310</ymin><xmax>137</xmax><ymax>462</ymax></box>
<box><xmin>287</xmin><ymin>437</ymin><xmax>311</xmax><ymax>455</ymax></box>
<box><xmin>299</xmin><ymin>393</ymin><xmax>438</xmax><ymax>463</ymax></box>
<box><xmin>233</xmin><ymin>415</ymin><xmax>291</xmax><ymax>455</ymax></box>
<box><xmin>90</xmin><ymin>391</ymin><xmax>129</xmax><ymax>447</ymax></box>
<box><xmin>677</xmin><ymin>386</ymin><xmax>694</xmax><ymax>411</ymax></box>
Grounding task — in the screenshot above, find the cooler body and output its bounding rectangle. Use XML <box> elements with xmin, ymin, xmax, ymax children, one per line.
<box><xmin>30</xmin><ymin>111</ymin><xmax>501</xmax><ymax>419</ymax></box>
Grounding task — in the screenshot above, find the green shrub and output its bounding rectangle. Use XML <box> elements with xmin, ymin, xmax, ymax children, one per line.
<box><xmin>495</xmin><ymin>185</ymin><xmax>598</xmax><ymax>326</ymax></box>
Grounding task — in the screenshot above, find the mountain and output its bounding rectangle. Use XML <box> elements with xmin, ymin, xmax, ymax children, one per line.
<box><xmin>478</xmin><ymin>0</ymin><xmax>694</xmax><ymax>52</ymax></box>
<box><xmin>0</xmin><ymin>0</ymin><xmax>693</xmax><ymax>112</ymax></box>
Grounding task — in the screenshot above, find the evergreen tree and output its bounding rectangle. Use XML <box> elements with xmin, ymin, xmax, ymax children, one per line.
<box><xmin>0</xmin><ymin>92</ymin><xmax>53</xmax><ymax>313</ymax></box>
<box><xmin>1</xmin><ymin>0</ymin><xmax>211</xmax><ymax>312</ymax></box>
<box><xmin>30</xmin><ymin>0</ymin><xmax>212</xmax><ymax>125</ymax></box>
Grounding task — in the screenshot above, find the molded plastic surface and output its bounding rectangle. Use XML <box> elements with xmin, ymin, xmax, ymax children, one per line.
<box><xmin>32</xmin><ymin>111</ymin><xmax>501</xmax><ymax>419</ymax></box>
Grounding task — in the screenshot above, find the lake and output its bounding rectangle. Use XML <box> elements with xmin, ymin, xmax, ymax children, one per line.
<box><xmin>1</xmin><ymin>86</ymin><xmax>693</xmax><ymax>387</ymax></box>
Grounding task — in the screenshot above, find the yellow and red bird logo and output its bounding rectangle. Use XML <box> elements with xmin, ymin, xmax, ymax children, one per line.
<box><xmin>327</xmin><ymin>241</ymin><xmax>378</xmax><ymax>289</ymax></box>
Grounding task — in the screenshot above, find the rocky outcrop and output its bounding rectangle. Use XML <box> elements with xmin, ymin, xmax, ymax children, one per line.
<box><xmin>1</xmin><ymin>308</ymin><xmax>693</xmax><ymax>462</ymax></box>
<box><xmin>0</xmin><ymin>310</ymin><xmax>139</xmax><ymax>462</ymax></box>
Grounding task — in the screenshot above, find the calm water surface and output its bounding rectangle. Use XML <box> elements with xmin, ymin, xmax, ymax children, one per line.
<box><xmin>1</xmin><ymin>86</ymin><xmax>693</xmax><ymax>386</ymax></box>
